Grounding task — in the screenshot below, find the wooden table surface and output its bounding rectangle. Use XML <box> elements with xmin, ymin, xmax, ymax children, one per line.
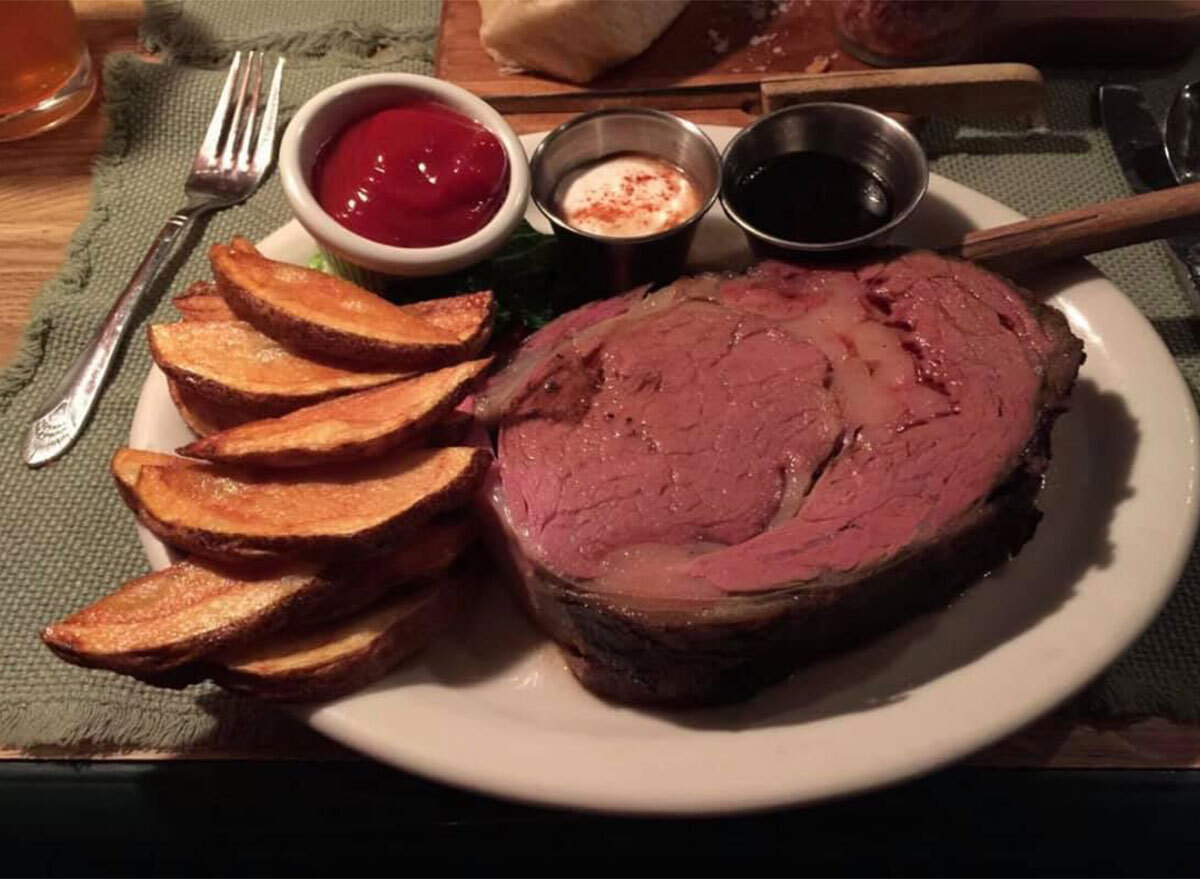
<box><xmin>0</xmin><ymin>0</ymin><xmax>143</xmax><ymax>365</ymax></box>
<box><xmin>3</xmin><ymin>0</ymin><xmax>1199</xmax><ymax>770</ymax></box>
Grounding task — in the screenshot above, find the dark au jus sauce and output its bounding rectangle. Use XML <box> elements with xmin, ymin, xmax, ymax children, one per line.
<box><xmin>730</xmin><ymin>151</ymin><xmax>894</xmax><ymax>243</ymax></box>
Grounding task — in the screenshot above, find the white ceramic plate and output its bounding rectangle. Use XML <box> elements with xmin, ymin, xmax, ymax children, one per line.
<box><xmin>130</xmin><ymin>127</ymin><xmax>1200</xmax><ymax>814</ymax></box>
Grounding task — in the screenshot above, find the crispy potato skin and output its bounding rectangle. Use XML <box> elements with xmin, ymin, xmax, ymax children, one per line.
<box><xmin>40</xmin><ymin>520</ymin><xmax>476</xmax><ymax>677</ymax></box>
<box><xmin>286</xmin><ymin>518</ymin><xmax>477</xmax><ymax>628</ymax></box>
<box><xmin>402</xmin><ymin>291</ymin><xmax>497</xmax><ymax>358</ymax></box>
<box><xmin>148</xmin><ymin>321</ymin><xmax>404</xmax><ymax>413</ymax></box>
<box><xmin>229</xmin><ymin>236</ymin><xmax>258</xmax><ymax>255</ymax></box>
<box><xmin>47</xmin><ymin>236</ymin><xmax>498</xmax><ymax>705</ymax></box>
<box><xmin>201</xmin><ymin>240</ymin><xmax>495</xmax><ymax>356</ymax></box>
<box><xmin>110</xmin><ymin>448</ymin><xmax>193</xmax><ymax>513</ymax></box>
<box><xmin>173</xmin><ymin>281</ymin><xmax>238</xmax><ymax>322</ymax></box>
<box><xmin>122</xmin><ymin>447</ymin><xmax>490</xmax><ymax>562</ymax></box>
<box><xmin>211</xmin><ymin>243</ymin><xmax>493</xmax><ymax>368</ymax></box>
<box><xmin>424</xmin><ymin>410</ymin><xmax>477</xmax><ymax>446</ymax></box>
<box><xmin>42</xmin><ymin>558</ymin><xmax>325</xmax><ymax>675</ymax></box>
<box><xmin>177</xmin><ymin>358</ymin><xmax>491</xmax><ymax>468</ymax></box>
<box><xmin>212</xmin><ymin>563</ymin><xmax>479</xmax><ymax>702</ymax></box>
<box><xmin>112</xmin><ymin>451</ymin><xmax>263</xmax><ymax>565</ymax></box>
<box><xmin>168</xmin><ymin>379</ymin><xmax>273</xmax><ymax>437</ymax></box>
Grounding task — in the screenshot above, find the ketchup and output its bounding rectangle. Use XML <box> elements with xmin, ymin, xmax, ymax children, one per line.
<box><xmin>313</xmin><ymin>100</ymin><xmax>509</xmax><ymax>248</ymax></box>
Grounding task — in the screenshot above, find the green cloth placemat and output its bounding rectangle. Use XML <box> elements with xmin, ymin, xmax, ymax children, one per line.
<box><xmin>0</xmin><ymin>0</ymin><xmax>442</xmax><ymax>752</ymax></box>
<box><xmin>923</xmin><ymin>55</ymin><xmax>1200</xmax><ymax>720</ymax></box>
<box><xmin>141</xmin><ymin>0</ymin><xmax>440</xmax><ymax>64</ymax></box>
<box><xmin>2</xmin><ymin>1</ymin><xmax>1199</xmax><ymax>750</ymax></box>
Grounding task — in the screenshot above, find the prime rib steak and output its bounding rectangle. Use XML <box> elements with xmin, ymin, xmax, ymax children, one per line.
<box><xmin>476</xmin><ymin>250</ymin><xmax>1084</xmax><ymax>706</ymax></box>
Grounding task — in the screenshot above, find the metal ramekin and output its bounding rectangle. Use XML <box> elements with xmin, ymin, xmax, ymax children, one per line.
<box><xmin>719</xmin><ymin>102</ymin><xmax>928</xmax><ymax>257</ymax></box>
<box><xmin>529</xmin><ymin>109</ymin><xmax>722</xmax><ymax>294</ymax></box>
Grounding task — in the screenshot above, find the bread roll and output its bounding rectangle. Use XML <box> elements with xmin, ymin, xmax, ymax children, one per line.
<box><xmin>479</xmin><ymin>0</ymin><xmax>690</xmax><ymax>83</ymax></box>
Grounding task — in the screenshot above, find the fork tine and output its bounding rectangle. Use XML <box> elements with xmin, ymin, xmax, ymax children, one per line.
<box><xmin>220</xmin><ymin>51</ymin><xmax>255</xmax><ymax>170</ymax></box>
<box><xmin>252</xmin><ymin>57</ymin><xmax>285</xmax><ymax>176</ymax></box>
<box><xmin>235</xmin><ymin>52</ymin><xmax>265</xmax><ymax>172</ymax></box>
<box><xmin>198</xmin><ymin>51</ymin><xmax>242</xmax><ymax>163</ymax></box>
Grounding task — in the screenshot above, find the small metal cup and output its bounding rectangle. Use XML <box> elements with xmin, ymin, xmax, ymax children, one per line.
<box><xmin>720</xmin><ymin>102</ymin><xmax>929</xmax><ymax>258</ymax></box>
<box><xmin>529</xmin><ymin>109</ymin><xmax>722</xmax><ymax>294</ymax></box>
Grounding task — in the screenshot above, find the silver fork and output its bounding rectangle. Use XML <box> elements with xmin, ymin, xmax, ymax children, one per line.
<box><xmin>22</xmin><ymin>51</ymin><xmax>285</xmax><ymax>468</ymax></box>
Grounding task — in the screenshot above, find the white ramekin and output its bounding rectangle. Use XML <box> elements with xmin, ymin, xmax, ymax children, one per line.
<box><xmin>279</xmin><ymin>73</ymin><xmax>530</xmax><ymax>289</ymax></box>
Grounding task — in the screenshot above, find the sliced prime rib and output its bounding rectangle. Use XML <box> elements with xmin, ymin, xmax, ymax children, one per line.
<box><xmin>476</xmin><ymin>251</ymin><xmax>1084</xmax><ymax>706</ymax></box>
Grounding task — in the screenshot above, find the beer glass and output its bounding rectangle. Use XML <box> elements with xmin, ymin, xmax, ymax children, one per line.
<box><xmin>0</xmin><ymin>0</ymin><xmax>97</xmax><ymax>142</ymax></box>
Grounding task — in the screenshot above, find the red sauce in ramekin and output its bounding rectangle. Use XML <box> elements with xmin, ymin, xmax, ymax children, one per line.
<box><xmin>312</xmin><ymin>100</ymin><xmax>509</xmax><ymax>248</ymax></box>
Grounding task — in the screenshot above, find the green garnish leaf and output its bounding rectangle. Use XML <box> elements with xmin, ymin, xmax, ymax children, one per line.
<box><xmin>307</xmin><ymin>222</ymin><xmax>584</xmax><ymax>334</ymax></box>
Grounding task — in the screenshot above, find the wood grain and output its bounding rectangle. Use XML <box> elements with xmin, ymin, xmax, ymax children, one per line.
<box><xmin>437</xmin><ymin>0</ymin><xmax>1200</xmax><ymax>103</ymax></box>
<box><xmin>957</xmin><ymin>181</ymin><xmax>1200</xmax><ymax>274</ymax></box>
<box><xmin>437</xmin><ymin>0</ymin><xmax>864</xmax><ymax>100</ymax></box>
<box><xmin>760</xmin><ymin>62</ymin><xmax>1044</xmax><ymax>119</ymax></box>
<box><xmin>484</xmin><ymin>63</ymin><xmax>1044</xmax><ymax>123</ymax></box>
<box><xmin>3</xmin><ymin>0</ymin><xmax>1199</xmax><ymax>771</ymax></box>
<box><xmin>0</xmin><ymin>0</ymin><xmax>145</xmax><ymax>367</ymax></box>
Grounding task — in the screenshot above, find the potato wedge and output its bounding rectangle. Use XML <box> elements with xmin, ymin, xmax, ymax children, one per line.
<box><xmin>111</xmin><ymin>448</ymin><xmax>182</xmax><ymax>487</ymax></box>
<box><xmin>220</xmin><ymin>238</ymin><xmax>493</xmax><ymax>353</ymax></box>
<box><xmin>211</xmin><ymin>241</ymin><xmax>491</xmax><ymax>367</ymax></box>
<box><xmin>148</xmin><ymin>321</ymin><xmax>405</xmax><ymax>412</ymax></box>
<box><xmin>123</xmin><ymin>446</ymin><xmax>489</xmax><ymax>561</ymax></box>
<box><xmin>110</xmin><ymin>448</ymin><xmax>198</xmax><ymax>511</ymax></box>
<box><xmin>287</xmin><ymin>517</ymin><xmax>476</xmax><ymax>628</ymax></box>
<box><xmin>40</xmin><ymin>518</ymin><xmax>476</xmax><ymax>676</ymax></box>
<box><xmin>229</xmin><ymin>236</ymin><xmax>257</xmax><ymax>255</ymax></box>
<box><xmin>178</xmin><ymin>358</ymin><xmax>492</xmax><ymax>467</ymax></box>
<box><xmin>169</xmin><ymin>379</ymin><xmax>269</xmax><ymax>436</ymax></box>
<box><xmin>113</xmin><ymin>453</ymin><xmax>261</xmax><ymax>562</ymax></box>
<box><xmin>400</xmin><ymin>291</ymin><xmax>496</xmax><ymax>357</ymax></box>
<box><xmin>43</xmin><ymin>557</ymin><xmax>323</xmax><ymax>675</ymax></box>
<box><xmin>212</xmin><ymin>564</ymin><xmax>478</xmax><ymax>702</ymax></box>
<box><xmin>111</xmin><ymin>451</ymin><xmax>264</xmax><ymax>562</ymax></box>
<box><xmin>173</xmin><ymin>281</ymin><xmax>238</xmax><ymax>322</ymax></box>
<box><xmin>425</xmin><ymin>410</ymin><xmax>476</xmax><ymax>447</ymax></box>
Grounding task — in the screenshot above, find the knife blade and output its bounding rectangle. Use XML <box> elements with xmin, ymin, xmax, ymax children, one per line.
<box><xmin>1099</xmin><ymin>83</ymin><xmax>1200</xmax><ymax>308</ymax></box>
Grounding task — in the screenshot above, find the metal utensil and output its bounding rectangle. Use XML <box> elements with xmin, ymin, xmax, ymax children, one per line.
<box><xmin>1099</xmin><ymin>82</ymin><xmax>1200</xmax><ymax>310</ymax></box>
<box><xmin>1165</xmin><ymin>80</ymin><xmax>1200</xmax><ymax>184</ymax></box>
<box><xmin>1099</xmin><ymin>84</ymin><xmax>1177</xmax><ymax>193</ymax></box>
<box><xmin>23</xmin><ymin>52</ymin><xmax>285</xmax><ymax>468</ymax></box>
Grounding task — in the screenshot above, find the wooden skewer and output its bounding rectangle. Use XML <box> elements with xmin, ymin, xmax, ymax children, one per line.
<box><xmin>951</xmin><ymin>183</ymin><xmax>1200</xmax><ymax>275</ymax></box>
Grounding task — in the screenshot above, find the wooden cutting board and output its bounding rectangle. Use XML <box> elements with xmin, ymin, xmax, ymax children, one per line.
<box><xmin>435</xmin><ymin>0</ymin><xmax>1200</xmax><ymax>113</ymax></box>
<box><xmin>435</xmin><ymin>0</ymin><xmax>866</xmax><ymax>102</ymax></box>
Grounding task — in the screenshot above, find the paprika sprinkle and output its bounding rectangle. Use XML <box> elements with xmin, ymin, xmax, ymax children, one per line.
<box><xmin>553</xmin><ymin>152</ymin><xmax>702</xmax><ymax>238</ymax></box>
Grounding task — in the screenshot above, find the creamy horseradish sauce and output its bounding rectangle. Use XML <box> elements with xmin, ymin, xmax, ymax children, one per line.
<box><xmin>553</xmin><ymin>152</ymin><xmax>702</xmax><ymax>238</ymax></box>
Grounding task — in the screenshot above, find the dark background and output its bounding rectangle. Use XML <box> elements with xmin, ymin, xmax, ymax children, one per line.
<box><xmin>5</xmin><ymin>761</ymin><xmax>1199</xmax><ymax>877</ymax></box>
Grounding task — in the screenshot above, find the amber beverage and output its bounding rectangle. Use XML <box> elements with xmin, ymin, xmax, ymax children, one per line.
<box><xmin>0</xmin><ymin>0</ymin><xmax>96</xmax><ymax>141</ymax></box>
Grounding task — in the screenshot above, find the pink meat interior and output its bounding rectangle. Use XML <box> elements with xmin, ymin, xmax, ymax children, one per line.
<box><xmin>488</xmin><ymin>252</ymin><xmax>1063</xmax><ymax>599</ymax></box>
